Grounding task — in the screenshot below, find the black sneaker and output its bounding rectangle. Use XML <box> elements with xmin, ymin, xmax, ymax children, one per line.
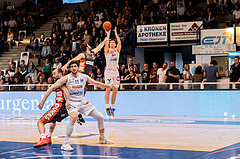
<box><xmin>105</xmin><ymin>108</ymin><xmax>111</xmax><ymax>116</ymax></box>
<box><xmin>110</xmin><ymin>108</ymin><xmax>115</xmax><ymax>117</ymax></box>
<box><xmin>77</xmin><ymin>114</ymin><xmax>85</xmax><ymax>126</ymax></box>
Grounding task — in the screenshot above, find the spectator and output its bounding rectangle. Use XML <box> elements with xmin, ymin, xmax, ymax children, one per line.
<box><xmin>96</xmin><ymin>69</ymin><xmax>104</xmax><ymax>83</ymax></box>
<box><xmin>12</xmin><ymin>68</ymin><xmax>23</xmax><ymax>83</ymax></box>
<box><xmin>63</xmin><ymin>13</ymin><xmax>71</xmax><ymax>23</ymax></box>
<box><xmin>126</xmin><ymin>57</ymin><xmax>134</xmax><ymax>69</ymax></box>
<box><xmin>28</xmin><ymin>15</ymin><xmax>35</xmax><ymax>34</ymax></box>
<box><xmin>58</xmin><ymin>46</ymin><xmax>68</xmax><ymax>65</ymax></box>
<box><xmin>53</xmin><ymin>57</ymin><xmax>62</xmax><ymax>69</ymax></box>
<box><xmin>148</xmin><ymin>12</ymin><xmax>157</xmax><ymax>24</ymax></box>
<box><xmin>77</xmin><ymin>16</ymin><xmax>85</xmax><ymax>30</ymax></box>
<box><xmin>46</xmin><ymin>76</ymin><xmax>54</xmax><ymax>89</ymax></box>
<box><xmin>25</xmin><ymin>34</ymin><xmax>38</xmax><ymax>53</ymax></box>
<box><xmin>42</xmin><ymin>58</ymin><xmax>52</xmax><ymax>80</ymax></box>
<box><xmin>119</xmin><ymin>64</ymin><xmax>129</xmax><ymax>80</ymax></box>
<box><xmin>7</xmin><ymin>28</ymin><xmax>14</xmax><ymax>49</ymax></box>
<box><xmin>158</xmin><ymin>0</ymin><xmax>167</xmax><ymax>19</ymax></box>
<box><xmin>230</xmin><ymin>4</ymin><xmax>240</xmax><ymax>27</ymax></box>
<box><xmin>7</xmin><ymin>2</ymin><xmax>15</xmax><ymax>13</ymax></box>
<box><xmin>51</xmin><ymin>33</ymin><xmax>60</xmax><ymax>45</ymax></box>
<box><xmin>96</xmin><ymin>10</ymin><xmax>103</xmax><ymax>21</ymax></box>
<box><xmin>123</xmin><ymin>5</ymin><xmax>132</xmax><ymax>19</ymax></box>
<box><xmin>0</xmin><ymin>78</ymin><xmax>7</xmax><ymax>91</ymax></box>
<box><xmin>31</xmin><ymin>69</ymin><xmax>39</xmax><ymax>84</ymax></box>
<box><xmin>165</xmin><ymin>61</ymin><xmax>180</xmax><ymax>89</ymax></box>
<box><xmin>122</xmin><ymin>19</ymin><xmax>130</xmax><ymax>36</ymax></box>
<box><xmin>186</xmin><ymin>1</ymin><xmax>197</xmax><ymax>21</ymax></box>
<box><xmin>229</xmin><ymin>57</ymin><xmax>240</xmax><ymax>88</ymax></box>
<box><xmin>38</xmin><ymin>41</ymin><xmax>51</xmax><ymax>66</ymax></box>
<box><xmin>11</xmin><ymin>77</ymin><xmax>23</xmax><ymax>90</ymax></box>
<box><xmin>5</xmin><ymin>64</ymin><xmax>15</xmax><ymax>81</ymax></box>
<box><xmin>133</xmin><ymin>64</ymin><xmax>141</xmax><ymax>78</ymax></box>
<box><xmin>54</xmin><ymin>26</ymin><xmax>62</xmax><ymax>39</ymax></box>
<box><xmin>203</xmin><ymin>7</ymin><xmax>217</xmax><ymax>29</ymax></box>
<box><xmin>177</xmin><ymin>2</ymin><xmax>185</xmax><ymax>21</ymax></box>
<box><xmin>50</xmin><ymin>40</ymin><xmax>60</xmax><ymax>58</ymax></box>
<box><xmin>73</xmin><ymin>4</ymin><xmax>82</xmax><ymax>17</ymax></box>
<box><xmin>183</xmin><ymin>64</ymin><xmax>192</xmax><ymax>89</ymax></box>
<box><xmin>207</xmin><ymin>0</ymin><xmax>217</xmax><ymax>16</ymax></box>
<box><xmin>141</xmin><ymin>63</ymin><xmax>150</xmax><ymax>83</ymax></box>
<box><xmin>204</xmin><ymin>60</ymin><xmax>219</xmax><ymax>89</ymax></box>
<box><xmin>24</xmin><ymin>77</ymin><xmax>34</xmax><ymax>90</ymax></box>
<box><xmin>20</xmin><ymin>60</ymin><xmax>28</xmax><ymax>80</ymax></box>
<box><xmin>124</xmin><ymin>70</ymin><xmax>139</xmax><ymax>89</ymax></box>
<box><xmin>83</xmin><ymin>30</ymin><xmax>92</xmax><ymax>44</ymax></box>
<box><xmin>0</xmin><ymin>70</ymin><xmax>5</xmax><ymax>81</ymax></box>
<box><xmin>150</xmin><ymin>62</ymin><xmax>159</xmax><ymax>83</ymax></box>
<box><xmin>166</xmin><ymin>2</ymin><xmax>177</xmax><ymax>22</ymax></box>
<box><xmin>192</xmin><ymin>66</ymin><xmax>203</xmax><ymax>89</ymax></box>
<box><xmin>157</xmin><ymin>62</ymin><xmax>168</xmax><ymax>83</ymax></box>
<box><xmin>62</xmin><ymin>19</ymin><xmax>72</xmax><ymax>32</ymax></box>
<box><xmin>111</xmin><ymin>8</ymin><xmax>119</xmax><ymax>25</ymax></box>
<box><xmin>9</xmin><ymin>59</ymin><xmax>16</xmax><ymax>69</ymax></box>
<box><xmin>36</xmin><ymin>75</ymin><xmax>47</xmax><ymax>90</ymax></box>
<box><xmin>142</xmin><ymin>5</ymin><xmax>149</xmax><ymax>19</ymax></box>
<box><xmin>8</xmin><ymin>16</ymin><xmax>17</xmax><ymax>30</ymax></box>
<box><xmin>95</xmin><ymin>29</ymin><xmax>105</xmax><ymax>44</ymax></box>
<box><xmin>39</xmin><ymin>8</ymin><xmax>46</xmax><ymax>24</ymax></box>
<box><xmin>52</xmin><ymin>19</ymin><xmax>61</xmax><ymax>32</ymax></box>
<box><xmin>116</xmin><ymin>13</ymin><xmax>125</xmax><ymax>26</ymax></box>
<box><xmin>21</xmin><ymin>17</ymin><xmax>28</xmax><ymax>30</ymax></box>
<box><xmin>25</xmin><ymin>61</ymin><xmax>35</xmax><ymax>80</ymax></box>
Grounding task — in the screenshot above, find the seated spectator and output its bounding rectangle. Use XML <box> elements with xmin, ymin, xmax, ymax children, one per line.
<box><xmin>62</xmin><ymin>19</ymin><xmax>72</xmax><ymax>32</ymax></box>
<box><xmin>142</xmin><ymin>5</ymin><xmax>149</xmax><ymax>19</ymax></box>
<box><xmin>150</xmin><ymin>62</ymin><xmax>158</xmax><ymax>83</ymax></box>
<box><xmin>39</xmin><ymin>8</ymin><xmax>46</xmax><ymax>24</ymax></box>
<box><xmin>96</xmin><ymin>69</ymin><xmax>104</xmax><ymax>83</ymax></box>
<box><xmin>28</xmin><ymin>15</ymin><xmax>35</xmax><ymax>34</ymax></box>
<box><xmin>0</xmin><ymin>70</ymin><xmax>5</xmax><ymax>81</ymax></box>
<box><xmin>11</xmin><ymin>77</ymin><xmax>23</xmax><ymax>90</ymax></box>
<box><xmin>83</xmin><ymin>30</ymin><xmax>92</xmax><ymax>44</ymax></box>
<box><xmin>31</xmin><ymin>69</ymin><xmax>39</xmax><ymax>84</ymax></box>
<box><xmin>58</xmin><ymin>46</ymin><xmax>68</xmax><ymax>65</ymax></box>
<box><xmin>24</xmin><ymin>77</ymin><xmax>34</xmax><ymax>90</ymax></box>
<box><xmin>37</xmin><ymin>33</ymin><xmax>46</xmax><ymax>52</ymax></box>
<box><xmin>192</xmin><ymin>66</ymin><xmax>203</xmax><ymax>89</ymax></box>
<box><xmin>207</xmin><ymin>0</ymin><xmax>217</xmax><ymax>16</ymax></box>
<box><xmin>186</xmin><ymin>1</ymin><xmax>197</xmax><ymax>21</ymax></box>
<box><xmin>126</xmin><ymin>57</ymin><xmax>134</xmax><ymax>69</ymax></box>
<box><xmin>12</xmin><ymin>68</ymin><xmax>23</xmax><ymax>83</ymax></box>
<box><xmin>54</xmin><ymin>26</ymin><xmax>62</xmax><ymax>39</ymax></box>
<box><xmin>141</xmin><ymin>63</ymin><xmax>150</xmax><ymax>83</ymax></box>
<box><xmin>38</xmin><ymin>41</ymin><xmax>51</xmax><ymax>66</ymax></box>
<box><xmin>119</xmin><ymin>64</ymin><xmax>129</xmax><ymax>80</ymax></box>
<box><xmin>43</xmin><ymin>58</ymin><xmax>52</xmax><ymax>80</ymax></box>
<box><xmin>123</xmin><ymin>5</ymin><xmax>132</xmax><ymax>19</ymax></box>
<box><xmin>7</xmin><ymin>2</ymin><xmax>15</xmax><ymax>13</ymax></box>
<box><xmin>203</xmin><ymin>7</ymin><xmax>217</xmax><ymax>29</ymax></box>
<box><xmin>63</xmin><ymin>13</ymin><xmax>71</xmax><ymax>23</ymax></box>
<box><xmin>25</xmin><ymin>34</ymin><xmax>38</xmax><ymax>53</ymax></box>
<box><xmin>148</xmin><ymin>12</ymin><xmax>157</xmax><ymax>24</ymax></box>
<box><xmin>95</xmin><ymin>29</ymin><xmax>105</xmax><ymax>44</ymax></box>
<box><xmin>25</xmin><ymin>61</ymin><xmax>35</xmax><ymax>80</ymax></box>
<box><xmin>46</xmin><ymin>76</ymin><xmax>54</xmax><ymax>89</ymax></box>
<box><xmin>124</xmin><ymin>70</ymin><xmax>139</xmax><ymax>89</ymax></box>
<box><xmin>157</xmin><ymin>62</ymin><xmax>168</xmax><ymax>83</ymax></box>
<box><xmin>116</xmin><ymin>13</ymin><xmax>125</xmax><ymax>27</ymax></box>
<box><xmin>0</xmin><ymin>78</ymin><xmax>7</xmax><ymax>91</ymax></box>
<box><xmin>204</xmin><ymin>60</ymin><xmax>219</xmax><ymax>89</ymax></box>
<box><xmin>158</xmin><ymin>0</ymin><xmax>167</xmax><ymax>19</ymax></box>
<box><xmin>177</xmin><ymin>2</ymin><xmax>185</xmax><ymax>21</ymax></box>
<box><xmin>52</xmin><ymin>19</ymin><xmax>61</xmax><ymax>32</ymax></box>
<box><xmin>133</xmin><ymin>64</ymin><xmax>141</xmax><ymax>79</ymax></box>
<box><xmin>166</xmin><ymin>2</ymin><xmax>177</xmax><ymax>22</ymax></box>
<box><xmin>77</xmin><ymin>16</ymin><xmax>85</xmax><ymax>30</ymax></box>
<box><xmin>165</xmin><ymin>61</ymin><xmax>180</xmax><ymax>89</ymax></box>
<box><xmin>20</xmin><ymin>60</ymin><xmax>28</xmax><ymax>80</ymax></box>
<box><xmin>36</xmin><ymin>75</ymin><xmax>47</xmax><ymax>90</ymax></box>
<box><xmin>51</xmin><ymin>33</ymin><xmax>60</xmax><ymax>46</ymax></box>
<box><xmin>62</xmin><ymin>38</ymin><xmax>71</xmax><ymax>50</ymax></box>
<box><xmin>183</xmin><ymin>64</ymin><xmax>192</xmax><ymax>89</ymax></box>
<box><xmin>8</xmin><ymin>16</ymin><xmax>17</xmax><ymax>31</ymax></box>
<box><xmin>122</xmin><ymin>20</ymin><xmax>130</xmax><ymax>38</ymax></box>
<box><xmin>21</xmin><ymin>17</ymin><xmax>28</xmax><ymax>30</ymax></box>
<box><xmin>50</xmin><ymin>40</ymin><xmax>60</xmax><ymax>58</ymax></box>
<box><xmin>53</xmin><ymin>57</ymin><xmax>62</xmax><ymax>69</ymax></box>
<box><xmin>5</xmin><ymin>64</ymin><xmax>15</xmax><ymax>81</ymax></box>
<box><xmin>111</xmin><ymin>8</ymin><xmax>118</xmax><ymax>25</ymax></box>
<box><xmin>118</xmin><ymin>28</ymin><xmax>126</xmax><ymax>45</ymax></box>
<box><xmin>7</xmin><ymin>28</ymin><xmax>14</xmax><ymax>49</ymax></box>
<box><xmin>230</xmin><ymin>4</ymin><xmax>240</xmax><ymax>27</ymax></box>
<box><xmin>73</xmin><ymin>4</ymin><xmax>82</xmax><ymax>17</ymax></box>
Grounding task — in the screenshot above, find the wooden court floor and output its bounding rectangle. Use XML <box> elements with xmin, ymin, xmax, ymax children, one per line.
<box><xmin>1</xmin><ymin>114</ymin><xmax>240</xmax><ymax>158</ymax></box>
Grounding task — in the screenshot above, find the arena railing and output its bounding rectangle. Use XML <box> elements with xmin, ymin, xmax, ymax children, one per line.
<box><xmin>1</xmin><ymin>82</ymin><xmax>240</xmax><ymax>91</ymax></box>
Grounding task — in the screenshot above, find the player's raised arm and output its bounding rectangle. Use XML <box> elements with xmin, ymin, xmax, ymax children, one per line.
<box><xmin>104</xmin><ymin>30</ymin><xmax>111</xmax><ymax>54</ymax></box>
<box><xmin>114</xmin><ymin>27</ymin><xmax>121</xmax><ymax>52</ymax></box>
<box><xmin>62</xmin><ymin>53</ymin><xmax>85</xmax><ymax>72</ymax></box>
<box><xmin>60</xmin><ymin>85</ymin><xmax>70</xmax><ymax>109</ymax></box>
<box><xmin>86</xmin><ymin>75</ymin><xmax>112</xmax><ymax>89</ymax></box>
<box><xmin>38</xmin><ymin>76</ymin><xmax>68</xmax><ymax>110</ymax></box>
<box><xmin>92</xmin><ymin>35</ymin><xmax>109</xmax><ymax>53</ymax></box>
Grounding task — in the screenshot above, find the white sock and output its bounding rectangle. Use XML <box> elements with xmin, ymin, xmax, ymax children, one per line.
<box><xmin>100</xmin><ymin>133</ymin><xmax>104</xmax><ymax>138</ymax></box>
<box><xmin>106</xmin><ymin>104</ymin><xmax>109</xmax><ymax>108</ymax></box>
<box><xmin>48</xmin><ymin>132</ymin><xmax>52</xmax><ymax>137</ymax></box>
<box><xmin>64</xmin><ymin>122</ymin><xmax>74</xmax><ymax>144</ymax></box>
<box><xmin>111</xmin><ymin>104</ymin><xmax>114</xmax><ymax>108</ymax></box>
<box><xmin>40</xmin><ymin>133</ymin><xmax>46</xmax><ymax>139</ymax></box>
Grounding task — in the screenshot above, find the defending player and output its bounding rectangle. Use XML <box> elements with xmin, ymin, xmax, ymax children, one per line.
<box><xmin>38</xmin><ymin>60</ymin><xmax>114</xmax><ymax>151</ymax></box>
<box><xmin>104</xmin><ymin>27</ymin><xmax>121</xmax><ymax>117</ymax></box>
<box><xmin>33</xmin><ymin>68</ymin><xmax>69</xmax><ymax>148</ymax></box>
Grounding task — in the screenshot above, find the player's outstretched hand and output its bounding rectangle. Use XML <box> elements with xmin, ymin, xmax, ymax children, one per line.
<box><xmin>37</xmin><ymin>102</ymin><xmax>44</xmax><ymax>110</ymax></box>
<box><xmin>66</xmin><ymin>100</ymin><xmax>71</xmax><ymax>110</ymax></box>
<box><xmin>105</xmin><ymin>30</ymin><xmax>110</xmax><ymax>38</ymax></box>
<box><xmin>114</xmin><ymin>26</ymin><xmax>117</xmax><ymax>34</ymax></box>
<box><xmin>61</xmin><ymin>66</ymin><xmax>68</xmax><ymax>73</ymax></box>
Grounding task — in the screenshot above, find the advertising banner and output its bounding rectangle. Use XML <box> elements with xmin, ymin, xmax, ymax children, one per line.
<box><xmin>201</xmin><ymin>28</ymin><xmax>234</xmax><ymax>45</ymax></box>
<box><xmin>192</xmin><ymin>44</ymin><xmax>236</xmax><ymax>54</ymax></box>
<box><xmin>137</xmin><ymin>24</ymin><xmax>167</xmax><ymax>43</ymax></box>
<box><xmin>170</xmin><ymin>21</ymin><xmax>202</xmax><ymax>41</ymax></box>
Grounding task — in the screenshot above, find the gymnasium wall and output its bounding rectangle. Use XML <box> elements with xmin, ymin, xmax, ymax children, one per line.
<box><xmin>0</xmin><ymin>91</ymin><xmax>239</xmax><ymax>117</ymax></box>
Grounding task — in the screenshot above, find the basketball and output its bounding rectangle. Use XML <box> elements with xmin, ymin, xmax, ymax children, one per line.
<box><xmin>103</xmin><ymin>21</ymin><xmax>112</xmax><ymax>31</ymax></box>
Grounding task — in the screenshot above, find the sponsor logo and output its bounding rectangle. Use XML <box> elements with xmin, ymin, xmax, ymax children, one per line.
<box><xmin>107</xmin><ymin>79</ymin><xmax>111</xmax><ymax>82</ymax></box>
<box><xmin>116</xmin><ymin>76</ymin><xmax>120</xmax><ymax>81</ymax></box>
<box><xmin>75</xmin><ymin>80</ymin><xmax>79</xmax><ymax>84</ymax></box>
<box><xmin>202</xmin><ymin>32</ymin><xmax>233</xmax><ymax>45</ymax></box>
<box><xmin>80</xmin><ymin>78</ymin><xmax>84</xmax><ymax>82</ymax></box>
<box><xmin>70</xmin><ymin>91</ymin><xmax>83</xmax><ymax>96</ymax></box>
<box><xmin>72</xmin><ymin>85</ymin><xmax>83</xmax><ymax>89</ymax></box>
<box><xmin>45</xmin><ymin>103</ymin><xmax>60</xmax><ymax>120</ymax></box>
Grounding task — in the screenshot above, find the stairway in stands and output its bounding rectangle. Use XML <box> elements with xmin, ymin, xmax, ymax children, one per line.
<box><xmin>0</xmin><ymin>2</ymin><xmax>89</xmax><ymax>71</ymax></box>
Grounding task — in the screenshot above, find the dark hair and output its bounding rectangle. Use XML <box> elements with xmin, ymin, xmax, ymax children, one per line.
<box><xmin>235</xmin><ymin>56</ymin><xmax>239</xmax><ymax>59</ymax></box>
<box><xmin>80</xmin><ymin>43</ymin><xmax>88</xmax><ymax>52</ymax></box>
<box><xmin>21</xmin><ymin>60</ymin><xmax>24</xmax><ymax>63</ymax></box>
<box><xmin>195</xmin><ymin>66</ymin><xmax>202</xmax><ymax>74</ymax></box>
<box><xmin>210</xmin><ymin>60</ymin><xmax>218</xmax><ymax>65</ymax></box>
<box><xmin>56</xmin><ymin>68</ymin><xmax>63</xmax><ymax>74</ymax></box>
<box><xmin>69</xmin><ymin>60</ymin><xmax>79</xmax><ymax>68</ymax></box>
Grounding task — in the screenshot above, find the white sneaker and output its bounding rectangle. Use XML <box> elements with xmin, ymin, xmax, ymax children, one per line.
<box><xmin>61</xmin><ymin>142</ymin><xmax>74</xmax><ymax>151</ymax></box>
<box><xmin>99</xmin><ymin>137</ymin><xmax>114</xmax><ymax>144</ymax></box>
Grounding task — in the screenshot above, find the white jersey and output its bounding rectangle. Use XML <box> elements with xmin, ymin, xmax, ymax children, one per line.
<box><xmin>66</xmin><ymin>73</ymin><xmax>87</xmax><ymax>102</ymax></box>
<box><xmin>105</xmin><ymin>48</ymin><xmax>119</xmax><ymax>70</ymax></box>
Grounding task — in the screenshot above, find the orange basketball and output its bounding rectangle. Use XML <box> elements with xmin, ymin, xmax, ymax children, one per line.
<box><xmin>103</xmin><ymin>21</ymin><xmax>112</xmax><ymax>31</ymax></box>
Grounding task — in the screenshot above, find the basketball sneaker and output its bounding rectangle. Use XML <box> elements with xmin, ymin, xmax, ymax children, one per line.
<box><xmin>105</xmin><ymin>108</ymin><xmax>111</xmax><ymax>116</ymax></box>
<box><xmin>33</xmin><ymin>138</ymin><xmax>48</xmax><ymax>148</ymax></box>
<box><xmin>99</xmin><ymin>137</ymin><xmax>114</xmax><ymax>144</ymax></box>
<box><xmin>61</xmin><ymin>142</ymin><xmax>74</xmax><ymax>151</ymax></box>
<box><xmin>110</xmin><ymin>108</ymin><xmax>115</xmax><ymax>117</ymax></box>
<box><xmin>77</xmin><ymin>113</ymin><xmax>85</xmax><ymax>126</ymax></box>
<box><xmin>46</xmin><ymin>136</ymin><xmax>52</xmax><ymax>144</ymax></box>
